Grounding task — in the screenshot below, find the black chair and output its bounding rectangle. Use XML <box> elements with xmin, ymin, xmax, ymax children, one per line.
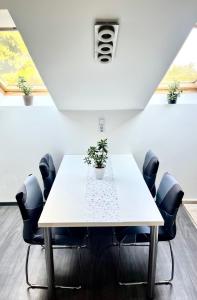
<box><xmin>16</xmin><ymin>174</ymin><xmax>88</xmax><ymax>289</ymax></box>
<box><xmin>115</xmin><ymin>172</ymin><xmax>184</xmax><ymax>285</ymax></box>
<box><xmin>39</xmin><ymin>153</ymin><xmax>56</xmax><ymax>201</ymax></box>
<box><xmin>143</xmin><ymin>150</ymin><xmax>159</xmax><ymax>197</ymax></box>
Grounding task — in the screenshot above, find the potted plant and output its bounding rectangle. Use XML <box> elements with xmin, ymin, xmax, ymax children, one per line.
<box><xmin>17</xmin><ymin>76</ymin><xmax>33</xmax><ymax>106</ymax></box>
<box><xmin>84</xmin><ymin>138</ymin><xmax>108</xmax><ymax>180</ymax></box>
<box><xmin>167</xmin><ymin>81</ymin><xmax>182</xmax><ymax>104</ymax></box>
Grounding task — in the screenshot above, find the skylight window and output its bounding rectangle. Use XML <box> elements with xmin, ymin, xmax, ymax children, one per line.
<box><xmin>158</xmin><ymin>26</ymin><xmax>197</xmax><ymax>90</ymax></box>
<box><xmin>0</xmin><ymin>30</ymin><xmax>47</xmax><ymax>93</ymax></box>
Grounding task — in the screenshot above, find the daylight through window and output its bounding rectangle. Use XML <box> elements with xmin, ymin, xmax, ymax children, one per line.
<box><xmin>0</xmin><ymin>30</ymin><xmax>47</xmax><ymax>93</ymax></box>
<box><xmin>158</xmin><ymin>26</ymin><xmax>197</xmax><ymax>91</ymax></box>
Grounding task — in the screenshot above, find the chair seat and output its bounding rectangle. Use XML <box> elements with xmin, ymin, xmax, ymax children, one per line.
<box><xmin>29</xmin><ymin>227</ymin><xmax>88</xmax><ymax>246</ymax></box>
<box><xmin>115</xmin><ymin>225</ymin><xmax>174</xmax><ymax>244</ymax></box>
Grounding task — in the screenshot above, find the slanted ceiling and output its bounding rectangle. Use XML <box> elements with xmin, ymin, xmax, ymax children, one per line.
<box><xmin>1</xmin><ymin>0</ymin><xmax>197</xmax><ymax>110</ymax></box>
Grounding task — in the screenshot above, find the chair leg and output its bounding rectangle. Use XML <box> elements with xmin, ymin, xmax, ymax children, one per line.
<box><xmin>26</xmin><ymin>244</ymin><xmax>84</xmax><ymax>290</ymax></box>
<box><xmin>169</xmin><ymin>241</ymin><xmax>174</xmax><ymax>282</ymax></box>
<box><xmin>154</xmin><ymin>240</ymin><xmax>174</xmax><ymax>285</ymax></box>
<box><xmin>78</xmin><ymin>247</ymin><xmax>82</xmax><ymax>288</ymax></box>
<box><xmin>118</xmin><ymin>243</ymin><xmax>147</xmax><ymax>286</ymax></box>
<box><xmin>117</xmin><ymin>244</ymin><xmax>121</xmax><ymax>283</ymax></box>
<box><xmin>117</xmin><ymin>241</ymin><xmax>174</xmax><ymax>286</ymax></box>
<box><xmin>56</xmin><ymin>247</ymin><xmax>82</xmax><ymax>290</ymax></box>
<box><xmin>25</xmin><ymin>245</ymin><xmax>47</xmax><ymax>289</ymax></box>
<box><xmin>25</xmin><ymin>245</ymin><xmax>31</xmax><ymax>286</ymax></box>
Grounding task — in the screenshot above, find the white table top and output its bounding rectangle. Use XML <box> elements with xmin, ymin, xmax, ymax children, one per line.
<box><xmin>38</xmin><ymin>154</ymin><xmax>163</xmax><ymax>228</ymax></box>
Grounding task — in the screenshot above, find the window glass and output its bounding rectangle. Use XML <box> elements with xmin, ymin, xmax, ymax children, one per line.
<box><xmin>0</xmin><ymin>31</ymin><xmax>46</xmax><ymax>91</ymax></box>
<box><xmin>160</xmin><ymin>27</ymin><xmax>197</xmax><ymax>86</ymax></box>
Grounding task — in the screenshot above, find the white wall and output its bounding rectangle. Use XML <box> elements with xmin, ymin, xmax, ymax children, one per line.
<box><xmin>0</xmin><ymin>95</ymin><xmax>197</xmax><ymax>202</ymax></box>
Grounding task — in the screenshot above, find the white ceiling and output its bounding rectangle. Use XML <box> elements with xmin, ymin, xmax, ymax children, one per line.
<box><xmin>1</xmin><ymin>0</ymin><xmax>197</xmax><ymax>110</ymax></box>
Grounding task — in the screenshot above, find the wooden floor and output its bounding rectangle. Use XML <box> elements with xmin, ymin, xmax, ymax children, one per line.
<box><xmin>0</xmin><ymin>206</ymin><xmax>197</xmax><ymax>300</ymax></box>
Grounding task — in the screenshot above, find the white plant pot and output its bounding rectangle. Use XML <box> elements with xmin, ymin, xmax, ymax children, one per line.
<box><xmin>23</xmin><ymin>95</ymin><xmax>33</xmax><ymax>106</ymax></box>
<box><xmin>95</xmin><ymin>167</ymin><xmax>105</xmax><ymax>180</ymax></box>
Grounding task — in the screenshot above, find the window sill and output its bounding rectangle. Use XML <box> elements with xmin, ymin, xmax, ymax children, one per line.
<box><xmin>148</xmin><ymin>92</ymin><xmax>197</xmax><ymax>105</ymax></box>
<box><xmin>0</xmin><ymin>95</ymin><xmax>55</xmax><ymax>107</ymax></box>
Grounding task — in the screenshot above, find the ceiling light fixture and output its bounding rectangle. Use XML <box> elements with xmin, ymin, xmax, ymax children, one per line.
<box><xmin>98</xmin><ymin>55</ymin><xmax>112</xmax><ymax>63</ymax></box>
<box><xmin>94</xmin><ymin>22</ymin><xmax>119</xmax><ymax>64</ymax></box>
<box><xmin>97</xmin><ymin>43</ymin><xmax>113</xmax><ymax>54</ymax></box>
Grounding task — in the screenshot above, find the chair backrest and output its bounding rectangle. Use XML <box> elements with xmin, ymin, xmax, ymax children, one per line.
<box><xmin>16</xmin><ymin>175</ymin><xmax>43</xmax><ymax>243</ymax></box>
<box><xmin>143</xmin><ymin>150</ymin><xmax>159</xmax><ymax>197</ymax></box>
<box><xmin>156</xmin><ymin>172</ymin><xmax>184</xmax><ymax>239</ymax></box>
<box><xmin>39</xmin><ymin>153</ymin><xmax>56</xmax><ymax>200</ymax></box>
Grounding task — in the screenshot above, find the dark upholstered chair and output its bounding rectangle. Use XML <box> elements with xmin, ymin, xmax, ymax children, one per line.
<box><xmin>115</xmin><ymin>172</ymin><xmax>184</xmax><ymax>285</ymax></box>
<box><xmin>143</xmin><ymin>150</ymin><xmax>159</xmax><ymax>197</ymax></box>
<box><xmin>16</xmin><ymin>175</ymin><xmax>88</xmax><ymax>289</ymax></box>
<box><xmin>39</xmin><ymin>153</ymin><xmax>56</xmax><ymax>201</ymax></box>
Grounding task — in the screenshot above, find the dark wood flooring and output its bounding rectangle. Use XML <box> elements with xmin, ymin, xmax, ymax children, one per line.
<box><xmin>0</xmin><ymin>206</ymin><xmax>196</xmax><ymax>300</ymax></box>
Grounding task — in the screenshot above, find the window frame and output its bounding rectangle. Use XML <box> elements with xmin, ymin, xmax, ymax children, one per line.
<box><xmin>0</xmin><ymin>28</ymin><xmax>48</xmax><ymax>96</ymax></box>
<box><xmin>156</xmin><ymin>24</ymin><xmax>197</xmax><ymax>92</ymax></box>
<box><xmin>157</xmin><ymin>82</ymin><xmax>197</xmax><ymax>93</ymax></box>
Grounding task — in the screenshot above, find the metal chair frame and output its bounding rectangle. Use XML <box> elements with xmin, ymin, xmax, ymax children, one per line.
<box><xmin>115</xmin><ymin>240</ymin><xmax>174</xmax><ymax>286</ymax></box>
<box><xmin>25</xmin><ymin>243</ymin><xmax>87</xmax><ymax>290</ymax></box>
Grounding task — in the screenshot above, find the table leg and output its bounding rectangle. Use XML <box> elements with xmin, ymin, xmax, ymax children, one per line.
<box><xmin>44</xmin><ymin>228</ymin><xmax>55</xmax><ymax>299</ymax></box>
<box><xmin>147</xmin><ymin>226</ymin><xmax>158</xmax><ymax>299</ymax></box>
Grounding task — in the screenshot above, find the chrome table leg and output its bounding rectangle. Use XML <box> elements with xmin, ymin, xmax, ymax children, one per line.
<box><xmin>44</xmin><ymin>228</ymin><xmax>55</xmax><ymax>299</ymax></box>
<box><xmin>147</xmin><ymin>226</ymin><xmax>158</xmax><ymax>299</ymax></box>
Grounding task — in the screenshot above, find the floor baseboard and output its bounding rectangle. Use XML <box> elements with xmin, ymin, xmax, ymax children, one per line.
<box><xmin>0</xmin><ymin>202</ymin><xmax>17</xmax><ymax>206</ymax></box>
<box><xmin>183</xmin><ymin>204</ymin><xmax>197</xmax><ymax>228</ymax></box>
<box><xmin>183</xmin><ymin>199</ymin><xmax>197</xmax><ymax>204</ymax></box>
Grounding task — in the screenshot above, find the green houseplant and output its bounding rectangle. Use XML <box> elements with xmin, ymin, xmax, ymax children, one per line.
<box><xmin>17</xmin><ymin>76</ymin><xmax>33</xmax><ymax>106</ymax></box>
<box><xmin>167</xmin><ymin>81</ymin><xmax>182</xmax><ymax>104</ymax></box>
<box><xmin>84</xmin><ymin>138</ymin><xmax>108</xmax><ymax>179</ymax></box>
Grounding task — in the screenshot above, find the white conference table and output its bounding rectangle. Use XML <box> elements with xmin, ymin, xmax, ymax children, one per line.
<box><xmin>39</xmin><ymin>154</ymin><xmax>163</xmax><ymax>299</ymax></box>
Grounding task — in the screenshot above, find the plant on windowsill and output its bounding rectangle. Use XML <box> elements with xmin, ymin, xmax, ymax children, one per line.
<box><xmin>17</xmin><ymin>76</ymin><xmax>33</xmax><ymax>106</ymax></box>
<box><xmin>167</xmin><ymin>81</ymin><xmax>182</xmax><ymax>104</ymax></box>
<box><xmin>84</xmin><ymin>138</ymin><xmax>108</xmax><ymax>180</ymax></box>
